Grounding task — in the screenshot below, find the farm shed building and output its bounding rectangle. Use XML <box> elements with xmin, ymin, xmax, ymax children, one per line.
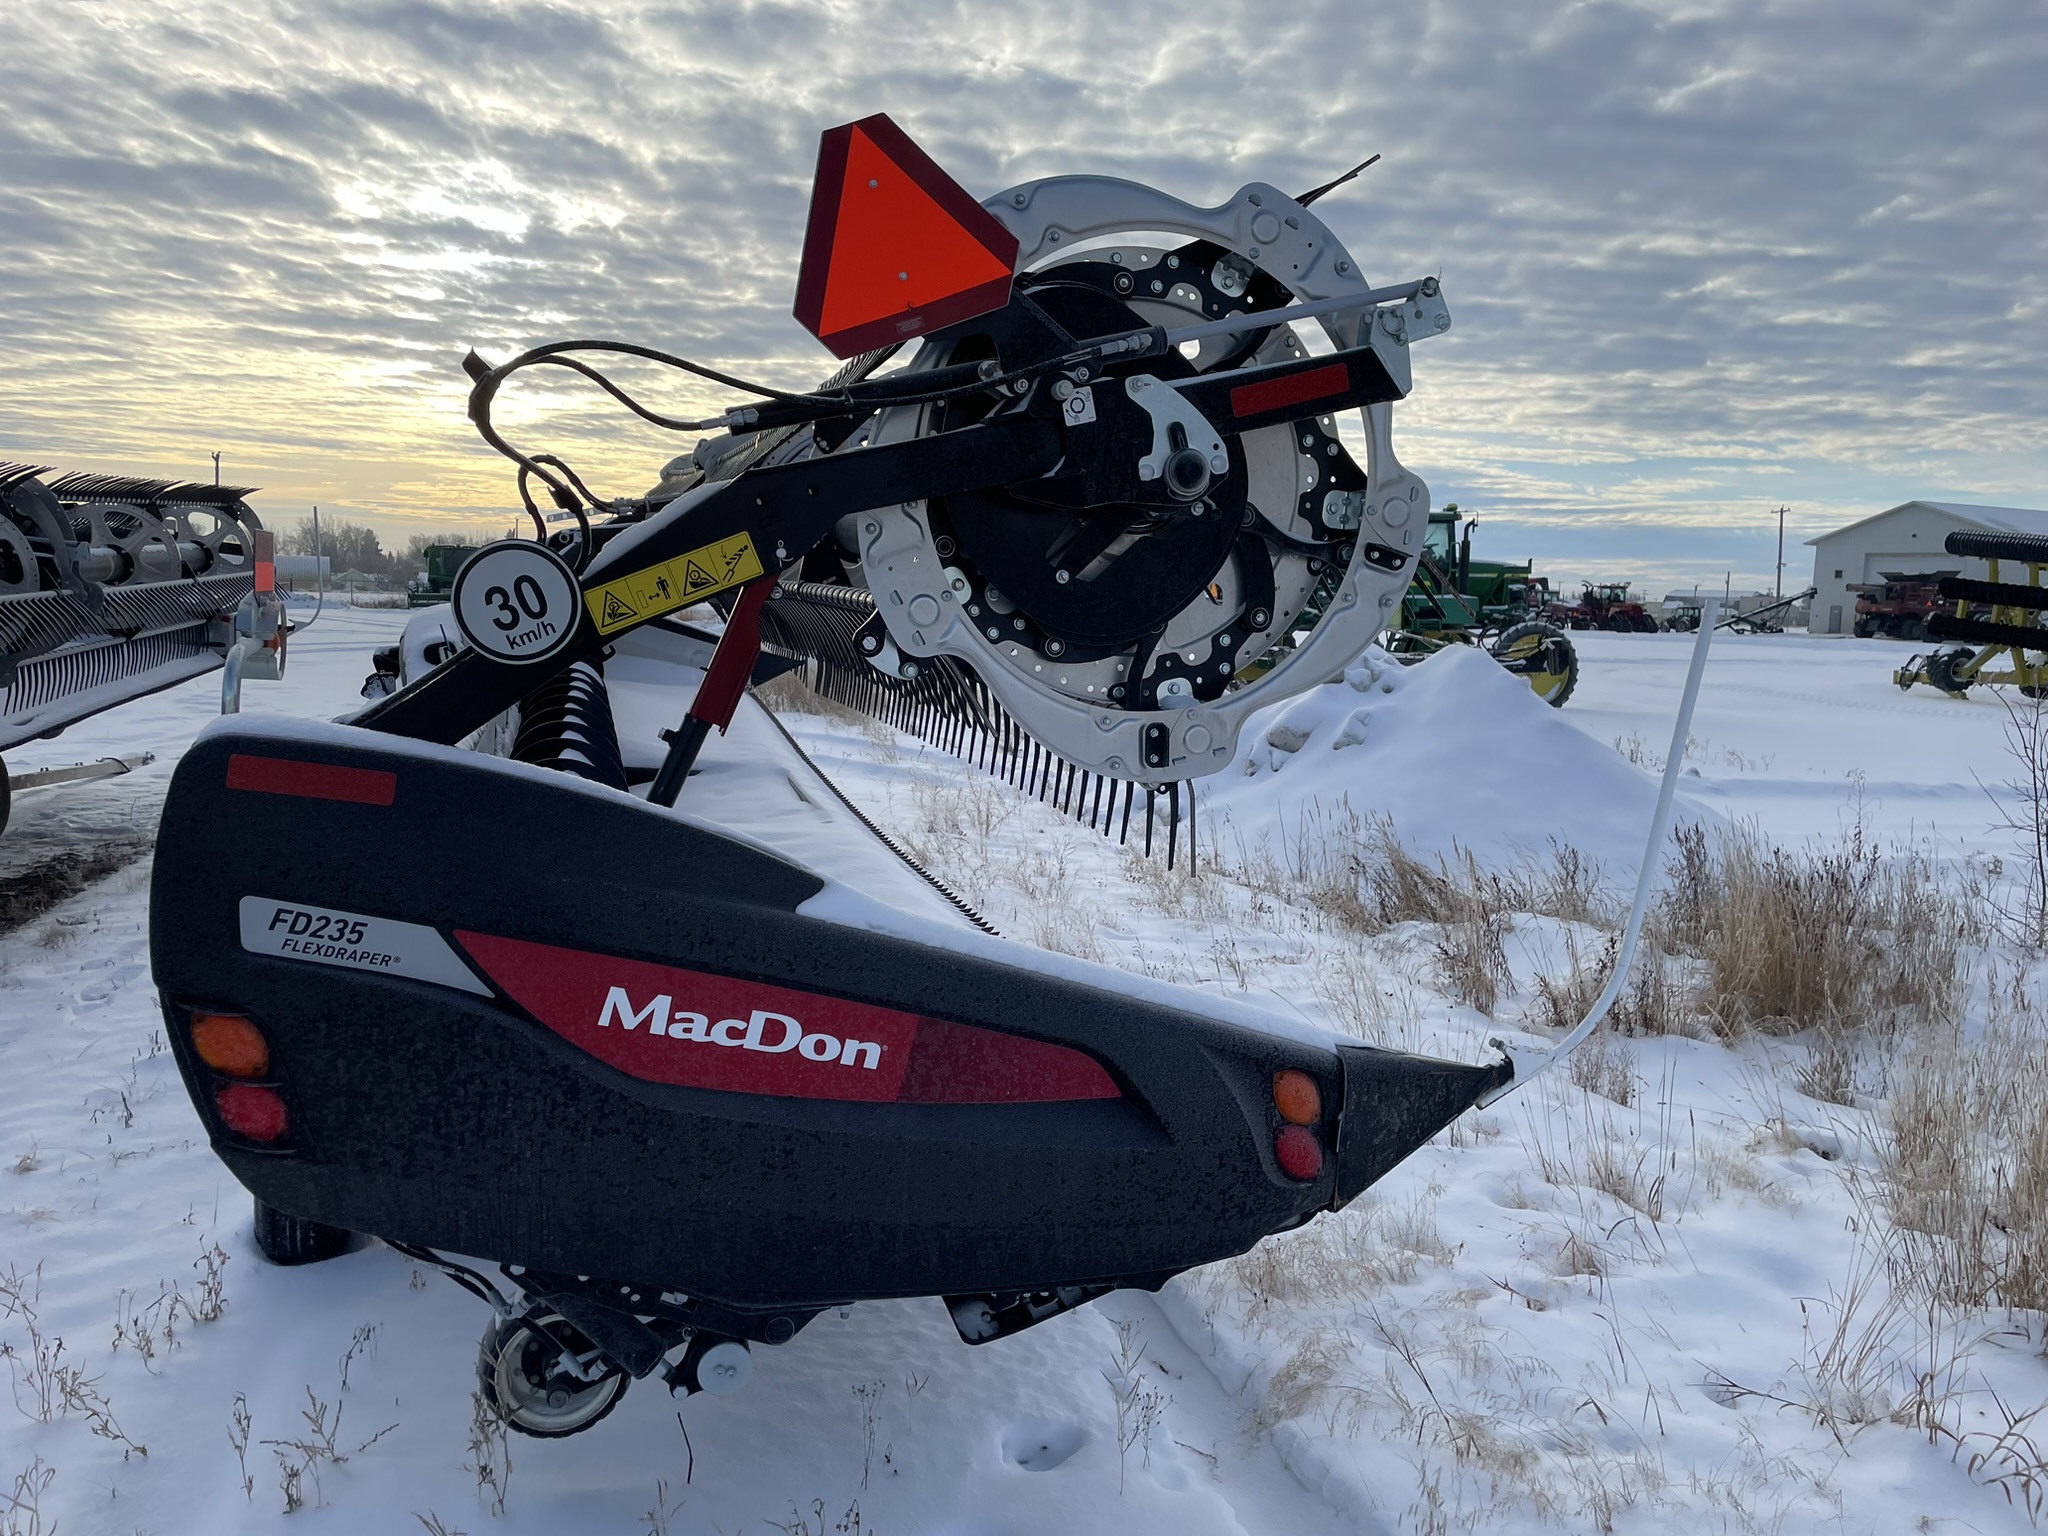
<box><xmin>1806</xmin><ymin>501</ymin><xmax>2048</xmax><ymax>635</ymax></box>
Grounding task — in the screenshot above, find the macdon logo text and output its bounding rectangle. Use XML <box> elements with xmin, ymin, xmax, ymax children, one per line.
<box><xmin>598</xmin><ymin>986</ymin><xmax>883</xmax><ymax>1069</ymax></box>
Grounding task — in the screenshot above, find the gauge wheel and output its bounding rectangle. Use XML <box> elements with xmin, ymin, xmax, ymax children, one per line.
<box><xmin>478</xmin><ymin>1313</ymin><xmax>629</xmax><ymax>1439</ymax></box>
<box><xmin>1491</xmin><ymin>620</ymin><xmax>1579</xmax><ymax>708</ymax></box>
<box><xmin>1924</xmin><ymin>647</ymin><xmax>1974</xmax><ymax>697</ymax></box>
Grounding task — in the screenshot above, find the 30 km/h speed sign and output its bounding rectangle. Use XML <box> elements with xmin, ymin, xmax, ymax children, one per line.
<box><xmin>450</xmin><ymin>541</ymin><xmax>582</xmax><ymax>665</ymax></box>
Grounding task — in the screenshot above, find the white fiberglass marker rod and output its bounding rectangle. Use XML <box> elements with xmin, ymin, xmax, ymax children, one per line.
<box><xmin>1475</xmin><ymin>599</ymin><xmax>1720</xmax><ymax>1106</ymax></box>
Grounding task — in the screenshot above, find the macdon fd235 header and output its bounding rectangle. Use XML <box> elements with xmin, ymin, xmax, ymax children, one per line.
<box><xmin>148</xmin><ymin>114</ymin><xmax>1537</xmax><ymax>1439</ymax></box>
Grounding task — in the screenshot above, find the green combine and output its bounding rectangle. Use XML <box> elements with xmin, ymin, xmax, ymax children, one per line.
<box><xmin>407</xmin><ymin>543</ymin><xmax>479</xmax><ymax>607</ymax></box>
<box><xmin>1385</xmin><ymin>505</ymin><xmax>1578</xmax><ymax>707</ymax></box>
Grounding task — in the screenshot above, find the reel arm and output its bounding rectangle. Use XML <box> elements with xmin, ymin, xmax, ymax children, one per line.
<box><xmin>356</xmin><ymin>322</ymin><xmax>1423</xmax><ymax>751</ymax></box>
<box><xmin>352</xmin><ymin>412</ymin><xmax>1063</xmax><ymax>745</ymax></box>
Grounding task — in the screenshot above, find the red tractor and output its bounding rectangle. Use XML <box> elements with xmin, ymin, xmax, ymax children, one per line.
<box><xmin>1550</xmin><ymin>581</ymin><xmax>1660</xmax><ymax>632</ymax></box>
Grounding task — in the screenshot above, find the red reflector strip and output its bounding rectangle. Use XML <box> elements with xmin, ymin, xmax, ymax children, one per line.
<box><xmin>1230</xmin><ymin>361</ymin><xmax>1350</xmax><ymax>420</ymax></box>
<box><xmin>456</xmin><ymin>931</ymin><xmax>1120</xmax><ymax>1105</ymax></box>
<box><xmin>898</xmin><ymin>1017</ymin><xmax>1118</xmax><ymax>1105</ymax></box>
<box><xmin>225</xmin><ymin>754</ymin><xmax>397</xmax><ymax>807</ymax></box>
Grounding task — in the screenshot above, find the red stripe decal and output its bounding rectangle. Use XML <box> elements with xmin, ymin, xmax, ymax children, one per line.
<box><xmin>225</xmin><ymin>754</ymin><xmax>397</xmax><ymax>806</ymax></box>
<box><xmin>1230</xmin><ymin>361</ymin><xmax>1350</xmax><ymax>420</ymax></box>
<box><xmin>456</xmin><ymin>930</ymin><xmax>1120</xmax><ymax>1105</ymax></box>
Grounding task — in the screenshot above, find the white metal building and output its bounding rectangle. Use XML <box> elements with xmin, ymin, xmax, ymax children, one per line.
<box><xmin>1806</xmin><ymin>501</ymin><xmax>2048</xmax><ymax>635</ymax></box>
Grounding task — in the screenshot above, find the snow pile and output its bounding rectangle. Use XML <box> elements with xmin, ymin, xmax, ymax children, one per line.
<box><xmin>1207</xmin><ymin>642</ymin><xmax>1707</xmax><ymax>875</ymax></box>
<box><xmin>5</xmin><ymin>617</ymin><xmax>2042</xmax><ymax>1535</ymax></box>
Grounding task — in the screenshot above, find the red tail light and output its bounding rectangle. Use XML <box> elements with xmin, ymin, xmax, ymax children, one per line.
<box><xmin>1273</xmin><ymin>1125</ymin><xmax>1323</xmax><ymax>1181</ymax></box>
<box><xmin>215</xmin><ymin>1083</ymin><xmax>290</xmax><ymax>1144</ymax></box>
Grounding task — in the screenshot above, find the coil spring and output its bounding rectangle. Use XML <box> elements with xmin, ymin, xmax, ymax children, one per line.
<box><xmin>511</xmin><ymin>661</ymin><xmax>628</xmax><ymax>791</ymax></box>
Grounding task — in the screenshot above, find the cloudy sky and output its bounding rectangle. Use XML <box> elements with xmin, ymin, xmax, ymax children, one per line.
<box><xmin>2</xmin><ymin>0</ymin><xmax>2042</xmax><ymax>593</ymax></box>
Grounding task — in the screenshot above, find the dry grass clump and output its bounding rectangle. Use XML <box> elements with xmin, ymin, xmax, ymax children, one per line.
<box><xmin>1657</xmin><ymin>822</ymin><xmax>1976</xmax><ymax>1038</ymax></box>
<box><xmin>1524</xmin><ymin>819</ymin><xmax>1979</xmax><ymax>1056</ymax></box>
<box><xmin>1221</xmin><ymin>805</ymin><xmax>1612</xmax><ymax>940</ymax></box>
<box><xmin>1530</xmin><ymin>932</ymin><xmax>1689</xmax><ymax>1039</ymax></box>
<box><xmin>1880</xmin><ymin>978</ymin><xmax>2048</xmax><ymax>1312</ymax></box>
<box><xmin>751</xmin><ymin>666</ymin><xmax>873</xmax><ymax>727</ymax></box>
<box><xmin>1568</xmin><ymin>1033</ymin><xmax>1637</xmax><ymax>1107</ymax></box>
<box><xmin>1209</xmin><ymin>1187</ymin><xmax>1455</xmax><ymax>1333</ymax></box>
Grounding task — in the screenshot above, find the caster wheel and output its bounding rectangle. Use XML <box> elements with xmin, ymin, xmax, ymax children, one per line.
<box><xmin>478</xmin><ymin>1313</ymin><xmax>628</xmax><ymax>1438</ymax></box>
<box><xmin>252</xmin><ymin>1197</ymin><xmax>355</xmax><ymax>1265</ymax></box>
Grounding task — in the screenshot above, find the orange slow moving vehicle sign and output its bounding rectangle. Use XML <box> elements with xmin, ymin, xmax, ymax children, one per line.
<box><xmin>793</xmin><ymin>114</ymin><xmax>1020</xmax><ymax>358</ymax></box>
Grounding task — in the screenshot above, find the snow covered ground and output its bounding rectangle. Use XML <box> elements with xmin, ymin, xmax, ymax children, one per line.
<box><xmin>3</xmin><ymin>616</ymin><xmax>2044</xmax><ymax>1534</ymax></box>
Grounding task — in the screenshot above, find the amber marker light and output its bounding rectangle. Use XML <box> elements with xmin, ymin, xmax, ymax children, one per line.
<box><xmin>191</xmin><ymin>1012</ymin><xmax>270</xmax><ymax>1079</ymax></box>
<box><xmin>1272</xmin><ymin>1069</ymin><xmax>1322</xmax><ymax>1127</ymax></box>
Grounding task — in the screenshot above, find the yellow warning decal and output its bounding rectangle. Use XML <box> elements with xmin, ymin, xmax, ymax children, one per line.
<box><xmin>585</xmin><ymin>533</ymin><xmax>764</xmax><ymax>636</ymax></box>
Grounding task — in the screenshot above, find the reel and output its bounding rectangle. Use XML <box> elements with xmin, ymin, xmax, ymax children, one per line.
<box><xmin>858</xmin><ymin>174</ymin><xmax>1437</xmax><ymax>782</ymax></box>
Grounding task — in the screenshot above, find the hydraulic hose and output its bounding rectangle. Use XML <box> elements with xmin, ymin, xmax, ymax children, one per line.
<box><xmin>1475</xmin><ymin>599</ymin><xmax>1719</xmax><ymax>1106</ymax></box>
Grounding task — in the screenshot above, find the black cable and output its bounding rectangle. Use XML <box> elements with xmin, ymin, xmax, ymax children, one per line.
<box><xmin>465</xmin><ymin>325</ymin><xmax>1170</xmax><ymax>508</ymax></box>
<box><xmin>512</xmin><ymin>466</ymin><xmax>548</xmax><ymax>538</ymax></box>
<box><xmin>529</xmin><ymin>454</ymin><xmax>597</xmax><ymax>573</ymax></box>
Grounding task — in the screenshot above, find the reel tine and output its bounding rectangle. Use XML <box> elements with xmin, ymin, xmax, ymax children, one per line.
<box><xmin>756</xmin><ymin>583</ymin><xmax>1197</xmax><ymax>871</ymax></box>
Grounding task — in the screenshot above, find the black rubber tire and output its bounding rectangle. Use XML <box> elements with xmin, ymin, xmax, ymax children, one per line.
<box><xmin>478</xmin><ymin>1314</ymin><xmax>629</xmax><ymax>1439</ymax></box>
<box><xmin>1900</xmin><ymin>617</ymin><xmax>1928</xmax><ymax>643</ymax></box>
<box><xmin>1924</xmin><ymin>647</ymin><xmax>1974</xmax><ymax>697</ymax></box>
<box><xmin>1491</xmin><ymin>620</ymin><xmax>1579</xmax><ymax>708</ymax></box>
<box><xmin>251</xmin><ymin>1197</ymin><xmax>356</xmax><ymax>1266</ymax></box>
<box><xmin>0</xmin><ymin>757</ymin><xmax>9</xmax><ymax>839</ymax></box>
<box><xmin>1603</xmin><ymin>613</ymin><xmax>1632</xmax><ymax>632</ymax></box>
<box><xmin>1634</xmin><ymin>613</ymin><xmax>1660</xmax><ymax>632</ymax></box>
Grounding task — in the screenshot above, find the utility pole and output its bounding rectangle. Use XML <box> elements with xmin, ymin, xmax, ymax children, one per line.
<box><xmin>211</xmin><ymin>451</ymin><xmax>221</xmax><ymax>485</ymax></box>
<box><xmin>1774</xmin><ymin>504</ymin><xmax>1788</xmax><ymax>599</ymax></box>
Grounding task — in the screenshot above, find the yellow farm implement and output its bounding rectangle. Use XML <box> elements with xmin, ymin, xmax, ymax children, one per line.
<box><xmin>1895</xmin><ymin>528</ymin><xmax>2048</xmax><ymax>697</ymax></box>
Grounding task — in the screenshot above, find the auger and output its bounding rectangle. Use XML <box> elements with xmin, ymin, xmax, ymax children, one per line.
<box><xmin>1</xmin><ymin>465</ymin><xmax>281</xmax><ymax>834</ymax></box>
